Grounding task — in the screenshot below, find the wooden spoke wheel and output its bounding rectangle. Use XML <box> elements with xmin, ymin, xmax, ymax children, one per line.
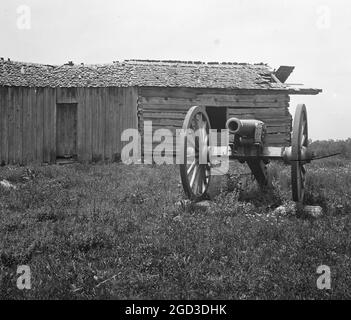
<box><xmin>291</xmin><ymin>104</ymin><xmax>308</xmax><ymax>203</ymax></box>
<box><xmin>180</xmin><ymin>106</ymin><xmax>212</xmax><ymax>201</ymax></box>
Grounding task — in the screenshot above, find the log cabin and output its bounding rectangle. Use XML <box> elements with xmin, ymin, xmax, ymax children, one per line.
<box><xmin>0</xmin><ymin>58</ymin><xmax>321</xmax><ymax>165</ymax></box>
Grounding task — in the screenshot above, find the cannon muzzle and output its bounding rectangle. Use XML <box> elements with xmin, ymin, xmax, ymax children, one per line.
<box><xmin>225</xmin><ymin>117</ymin><xmax>264</xmax><ymax>136</ymax></box>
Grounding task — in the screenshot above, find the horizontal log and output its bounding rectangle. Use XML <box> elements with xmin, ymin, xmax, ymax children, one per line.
<box><xmin>227</xmin><ymin>115</ymin><xmax>292</xmax><ymax>123</ymax></box>
<box><xmin>143</xmin><ymin>111</ymin><xmax>186</xmax><ymax>120</ymax></box>
<box><xmin>141</xmin><ymin>95</ymin><xmax>289</xmax><ymax>104</ymax></box>
<box><xmin>141</xmin><ymin>104</ymin><xmax>192</xmax><ymax>111</ymax></box>
<box><xmin>264</xmin><ymin>119</ymin><xmax>292</xmax><ymax>127</ymax></box>
<box><xmin>141</xmin><ymin>97</ymin><xmax>288</xmax><ymax>108</ymax></box>
<box><xmin>140</xmin><ymin>97</ymin><xmax>196</xmax><ymax>105</ymax></box>
<box><xmin>139</xmin><ymin>87</ymin><xmax>197</xmax><ymax>99</ymax></box>
<box><xmin>197</xmin><ymin>94</ymin><xmax>289</xmax><ymax>103</ymax></box>
<box><xmin>143</xmin><ymin>119</ymin><xmax>185</xmax><ymax>127</ymax></box>
<box><xmin>201</xmin><ymin>101</ymin><xmax>288</xmax><ymax>108</ymax></box>
<box><xmin>266</xmin><ymin>126</ymin><xmax>291</xmax><ymax>134</ymax></box>
<box><xmin>227</xmin><ymin>107</ymin><xmax>289</xmax><ymax>116</ymax></box>
<box><xmin>265</xmin><ymin>133</ymin><xmax>291</xmax><ymax>143</ymax></box>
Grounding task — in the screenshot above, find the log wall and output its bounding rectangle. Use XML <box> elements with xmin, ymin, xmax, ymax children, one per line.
<box><xmin>138</xmin><ymin>87</ymin><xmax>292</xmax><ymax>156</ymax></box>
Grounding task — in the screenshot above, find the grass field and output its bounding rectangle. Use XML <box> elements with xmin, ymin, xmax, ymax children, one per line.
<box><xmin>1</xmin><ymin>158</ymin><xmax>351</xmax><ymax>299</ymax></box>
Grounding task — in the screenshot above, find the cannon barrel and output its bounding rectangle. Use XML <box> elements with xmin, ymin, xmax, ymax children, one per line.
<box><xmin>225</xmin><ymin>117</ymin><xmax>264</xmax><ymax>136</ymax></box>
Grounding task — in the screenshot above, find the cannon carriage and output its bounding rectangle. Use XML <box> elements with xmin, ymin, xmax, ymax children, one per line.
<box><xmin>179</xmin><ymin>103</ymin><xmax>315</xmax><ymax>204</ymax></box>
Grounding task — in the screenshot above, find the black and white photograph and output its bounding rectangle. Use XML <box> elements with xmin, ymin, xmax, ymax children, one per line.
<box><xmin>0</xmin><ymin>0</ymin><xmax>350</xmax><ymax>305</ymax></box>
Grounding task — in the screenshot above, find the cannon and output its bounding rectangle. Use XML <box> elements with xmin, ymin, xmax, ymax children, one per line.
<box><xmin>179</xmin><ymin>104</ymin><xmax>319</xmax><ymax>204</ymax></box>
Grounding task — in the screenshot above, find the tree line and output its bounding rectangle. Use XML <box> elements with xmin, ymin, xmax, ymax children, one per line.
<box><xmin>309</xmin><ymin>138</ymin><xmax>351</xmax><ymax>159</ymax></box>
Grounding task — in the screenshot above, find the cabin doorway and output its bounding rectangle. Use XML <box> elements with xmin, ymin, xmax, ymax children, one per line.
<box><xmin>206</xmin><ymin>107</ymin><xmax>227</xmax><ymax>131</ymax></box>
<box><xmin>206</xmin><ymin>107</ymin><xmax>228</xmax><ymax>146</ymax></box>
<box><xmin>56</xmin><ymin>103</ymin><xmax>78</xmax><ymax>160</ymax></box>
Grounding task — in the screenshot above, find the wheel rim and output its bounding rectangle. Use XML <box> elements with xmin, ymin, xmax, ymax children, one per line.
<box><xmin>291</xmin><ymin>104</ymin><xmax>308</xmax><ymax>203</ymax></box>
<box><xmin>180</xmin><ymin>106</ymin><xmax>211</xmax><ymax>200</ymax></box>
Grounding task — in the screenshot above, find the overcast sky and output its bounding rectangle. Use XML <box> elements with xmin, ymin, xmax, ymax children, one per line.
<box><xmin>1</xmin><ymin>0</ymin><xmax>350</xmax><ymax>140</ymax></box>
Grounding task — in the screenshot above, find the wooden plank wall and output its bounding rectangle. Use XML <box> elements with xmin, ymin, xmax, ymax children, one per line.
<box><xmin>0</xmin><ymin>86</ymin><xmax>138</xmax><ymax>165</ymax></box>
<box><xmin>0</xmin><ymin>86</ymin><xmax>56</xmax><ymax>165</ymax></box>
<box><xmin>138</xmin><ymin>87</ymin><xmax>292</xmax><ymax>157</ymax></box>
<box><xmin>56</xmin><ymin>103</ymin><xmax>78</xmax><ymax>157</ymax></box>
<box><xmin>63</xmin><ymin>87</ymin><xmax>138</xmax><ymax>163</ymax></box>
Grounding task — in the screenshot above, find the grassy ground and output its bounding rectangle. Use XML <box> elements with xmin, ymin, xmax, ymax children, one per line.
<box><xmin>1</xmin><ymin>158</ymin><xmax>351</xmax><ymax>299</ymax></box>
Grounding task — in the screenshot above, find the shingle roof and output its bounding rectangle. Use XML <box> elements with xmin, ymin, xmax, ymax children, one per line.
<box><xmin>0</xmin><ymin>59</ymin><xmax>321</xmax><ymax>93</ymax></box>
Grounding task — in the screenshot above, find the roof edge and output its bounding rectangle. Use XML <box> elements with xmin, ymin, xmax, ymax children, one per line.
<box><xmin>0</xmin><ymin>58</ymin><xmax>271</xmax><ymax>68</ymax></box>
<box><xmin>286</xmin><ymin>87</ymin><xmax>322</xmax><ymax>95</ymax></box>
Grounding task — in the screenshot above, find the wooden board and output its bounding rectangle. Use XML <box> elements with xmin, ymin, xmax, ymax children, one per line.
<box><xmin>0</xmin><ymin>87</ymin><xmax>8</xmax><ymax>164</ymax></box>
<box><xmin>22</xmin><ymin>87</ymin><xmax>30</xmax><ymax>164</ymax></box>
<box><xmin>85</xmin><ymin>87</ymin><xmax>92</xmax><ymax>162</ymax></box>
<box><xmin>8</xmin><ymin>88</ymin><xmax>15</xmax><ymax>163</ymax></box>
<box><xmin>56</xmin><ymin>103</ymin><xmax>77</xmax><ymax>157</ymax></box>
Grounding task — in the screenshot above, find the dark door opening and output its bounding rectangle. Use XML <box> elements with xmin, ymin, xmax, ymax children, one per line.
<box><xmin>206</xmin><ymin>107</ymin><xmax>228</xmax><ymax>146</ymax></box>
<box><xmin>206</xmin><ymin>107</ymin><xmax>227</xmax><ymax>131</ymax></box>
<box><xmin>56</xmin><ymin>103</ymin><xmax>78</xmax><ymax>159</ymax></box>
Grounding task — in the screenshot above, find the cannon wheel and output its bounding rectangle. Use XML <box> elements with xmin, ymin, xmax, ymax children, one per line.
<box><xmin>180</xmin><ymin>106</ymin><xmax>212</xmax><ymax>201</ymax></box>
<box><xmin>291</xmin><ymin>104</ymin><xmax>308</xmax><ymax>203</ymax></box>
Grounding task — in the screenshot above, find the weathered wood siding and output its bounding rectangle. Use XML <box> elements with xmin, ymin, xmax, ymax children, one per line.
<box><xmin>0</xmin><ymin>86</ymin><xmax>56</xmax><ymax>165</ymax></box>
<box><xmin>63</xmin><ymin>87</ymin><xmax>138</xmax><ymax>162</ymax></box>
<box><xmin>0</xmin><ymin>86</ymin><xmax>137</xmax><ymax>165</ymax></box>
<box><xmin>56</xmin><ymin>103</ymin><xmax>78</xmax><ymax>157</ymax></box>
<box><xmin>1</xmin><ymin>85</ymin><xmax>290</xmax><ymax>165</ymax></box>
<box><xmin>138</xmin><ymin>87</ymin><xmax>292</xmax><ymax>155</ymax></box>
